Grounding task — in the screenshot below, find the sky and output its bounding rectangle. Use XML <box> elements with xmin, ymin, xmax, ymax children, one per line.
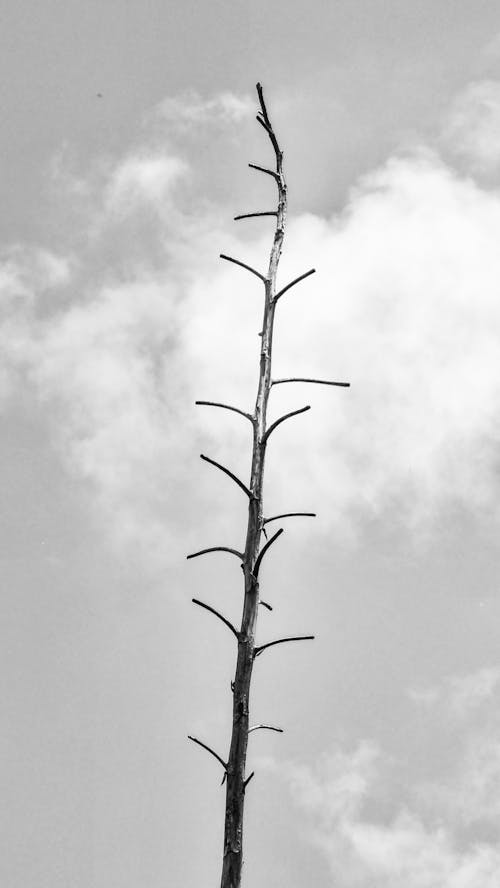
<box><xmin>3</xmin><ymin>1</ymin><xmax>500</xmax><ymax>886</ymax></box>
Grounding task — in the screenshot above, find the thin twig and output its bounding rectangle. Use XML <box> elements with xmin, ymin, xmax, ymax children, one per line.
<box><xmin>248</xmin><ymin>162</ymin><xmax>279</xmax><ymax>181</ymax></box>
<box><xmin>262</xmin><ymin>405</ymin><xmax>310</xmax><ymax>444</ymax></box>
<box><xmin>195</xmin><ymin>401</ymin><xmax>254</xmax><ymax>424</ymax></box>
<box><xmin>248</xmin><ymin>724</ymin><xmax>283</xmax><ymax>734</ymax></box>
<box><xmin>192</xmin><ymin>598</ymin><xmax>239</xmax><ymax>640</ymax></box>
<box><xmin>234</xmin><ymin>212</ymin><xmax>278</xmax><ymax>221</ymax></box>
<box><xmin>256</xmin><ymin>82</ymin><xmax>270</xmax><ymax>123</ymax></box>
<box><xmin>274</xmin><ymin>268</ymin><xmax>316</xmax><ymax>303</ymax></box>
<box><xmin>200</xmin><ymin>454</ymin><xmax>252</xmax><ymax>499</ymax></box>
<box><xmin>220</xmin><ymin>253</ymin><xmax>267</xmax><ymax>283</ymax></box>
<box><xmin>263</xmin><ymin>512</ymin><xmax>316</xmax><ymax>525</ymax></box>
<box><xmin>188</xmin><ymin>735</ymin><xmax>227</xmax><ymax>771</ymax></box>
<box><xmin>255</xmin><ymin>115</ymin><xmax>281</xmax><ymax>158</ymax></box>
<box><xmin>187</xmin><ymin>547</ymin><xmax>243</xmax><ymax>561</ymax></box>
<box><xmin>260</xmin><ymin>600</ymin><xmax>273</xmax><ymax>611</ymax></box>
<box><xmin>243</xmin><ymin>771</ymin><xmax>255</xmax><ymax>789</ymax></box>
<box><xmin>272</xmin><ymin>378</ymin><xmax>350</xmax><ymax>388</ymax></box>
<box><xmin>254</xmin><ymin>528</ymin><xmax>284</xmax><ymax>578</ymax></box>
<box><xmin>254</xmin><ymin>636</ymin><xmax>315</xmax><ymax>658</ymax></box>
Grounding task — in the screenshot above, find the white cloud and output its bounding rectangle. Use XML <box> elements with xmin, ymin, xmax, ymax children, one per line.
<box><xmin>154</xmin><ymin>89</ymin><xmax>254</xmax><ymax>129</ymax></box>
<box><xmin>409</xmin><ymin>666</ymin><xmax>500</xmax><ymax>717</ymax></box>
<box><xmin>5</xmin><ymin>84</ymin><xmax>500</xmax><ymax>561</ymax></box>
<box><xmin>106</xmin><ymin>153</ymin><xmax>188</xmax><ymax>214</ymax></box>
<box><xmin>443</xmin><ymin>80</ymin><xmax>500</xmax><ymax>174</ymax></box>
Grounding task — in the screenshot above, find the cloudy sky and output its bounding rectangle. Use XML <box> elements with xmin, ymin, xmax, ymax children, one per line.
<box><xmin>3</xmin><ymin>2</ymin><xmax>500</xmax><ymax>886</ymax></box>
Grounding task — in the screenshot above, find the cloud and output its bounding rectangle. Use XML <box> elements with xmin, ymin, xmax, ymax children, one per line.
<box><xmin>409</xmin><ymin>666</ymin><xmax>500</xmax><ymax>717</ymax></box>
<box><xmin>271</xmin><ymin>728</ymin><xmax>500</xmax><ymax>887</ymax></box>
<box><xmin>105</xmin><ymin>153</ymin><xmax>188</xmax><ymax>214</ymax></box>
<box><xmin>443</xmin><ymin>80</ymin><xmax>500</xmax><ymax>174</ymax></box>
<box><xmin>154</xmin><ymin>89</ymin><xmax>254</xmax><ymax>129</ymax></box>
<box><xmin>5</xmin><ymin>85</ymin><xmax>500</xmax><ymax>561</ymax></box>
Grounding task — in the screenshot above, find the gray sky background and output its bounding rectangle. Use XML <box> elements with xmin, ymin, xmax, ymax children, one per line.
<box><xmin>3</xmin><ymin>2</ymin><xmax>500</xmax><ymax>886</ymax></box>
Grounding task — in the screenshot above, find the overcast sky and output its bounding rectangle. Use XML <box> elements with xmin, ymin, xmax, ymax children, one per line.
<box><xmin>3</xmin><ymin>2</ymin><xmax>500</xmax><ymax>886</ymax></box>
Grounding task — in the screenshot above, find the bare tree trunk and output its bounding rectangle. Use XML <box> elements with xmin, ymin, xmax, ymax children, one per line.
<box><xmin>188</xmin><ymin>83</ymin><xmax>349</xmax><ymax>888</ymax></box>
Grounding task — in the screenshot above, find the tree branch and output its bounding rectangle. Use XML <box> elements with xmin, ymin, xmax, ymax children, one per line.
<box><xmin>274</xmin><ymin>268</ymin><xmax>316</xmax><ymax>303</ymax></box>
<box><xmin>187</xmin><ymin>547</ymin><xmax>243</xmax><ymax>561</ymax></box>
<box><xmin>260</xmin><ymin>600</ymin><xmax>273</xmax><ymax>611</ymax></box>
<box><xmin>200</xmin><ymin>454</ymin><xmax>252</xmax><ymax>499</ymax></box>
<box><xmin>256</xmin><ymin>82</ymin><xmax>270</xmax><ymax>124</ymax></box>
<box><xmin>220</xmin><ymin>253</ymin><xmax>267</xmax><ymax>283</ymax></box>
<box><xmin>248</xmin><ymin>162</ymin><xmax>279</xmax><ymax>181</ymax></box>
<box><xmin>255</xmin><ymin>115</ymin><xmax>281</xmax><ymax>158</ymax></box>
<box><xmin>192</xmin><ymin>598</ymin><xmax>239</xmax><ymax>640</ymax></box>
<box><xmin>263</xmin><ymin>512</ymin><xmax>316</xmax><ymax>525</ymax></box>
<box><xmin>248</xmin><ymin>724</ymin><xmax>283</xmax><ymax>734</ymax></box>
<box><xmin>243</xmin><ymin>771</ymin><xmax>255</xmax><ymax>789</ymax></box>
<box><xmin>188</xmin><ymin>735</ymin><xmax>227</xmax><ymax>771</ymax></box>
<box><xmin>234</xmin><ymin>211</ymin><xmax>278</xmax><ymax>221</ymax></box>
<box><xmin>262</xmin><ymin>405</ymin><xmax>310</xmax><ymax>444</ymax></box>
<box><xmin>254</xmin><ymin>636</ymin><xmax>315</xmax><ymax>658</ymax></box>
<box><xmin>195</xmin><ymin>400</ymin><xmax>254</xmax><ymax>424</ymax></box>
<box><xmin>272</xmin><ymin>378</ymin><xmax>350</xmax><ymax>388</ymax></box>
<box><xmin>254</xmin><ymin>528</ymin><xmax>284</xmax><ymax>578</ymax></box>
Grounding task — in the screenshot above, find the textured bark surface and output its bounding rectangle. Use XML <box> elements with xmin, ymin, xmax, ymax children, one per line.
<box><xmin>220</xmin><ymin>85</ymin><xmax>286</xmax><ymax>888</ymax></box>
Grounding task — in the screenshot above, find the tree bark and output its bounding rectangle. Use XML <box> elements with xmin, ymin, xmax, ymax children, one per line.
<box><xmin>219</xmin><ymin>84</ymin><xmax>287</xmax><ymax>888</ymax></box>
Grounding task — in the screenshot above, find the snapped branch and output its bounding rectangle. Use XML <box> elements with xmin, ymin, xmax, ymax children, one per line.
<box><xmin>248</xmin><ymin>162</ymin><xmax>279</xmax><ymax>181</ymax></box>
<box><xmin>272</xmin><ymin>378</ymin><xmax>350</xmax><ymax>388</ymax></box>
<box><xmin>260</xmin><ymin>600</ymin><xmax>273</xmax><ymax>611</ymax></box>
<box><xmin>220</xmin><ymin>253</ymin><xmax>266</xmax><ymax>283</ymax></box>
<box><xmin>263</xmin><ymin>512</ymin><xmax>316</xmax><ymax>525</ymax></box>
<box><xmin>254</xmin><ymin>635</ymin><xmax>315</xmax><ymax>658</ymax></box>
<box><xmin>274</xmin><ymin>268</ymin><xmax>316</xmax><ymax>303</ymax></box>
<box><xmin>195</xmin><ymin>400</ymin><xmax>254</xmax><ymax>424</ymax></box>
<box><xmin>234</xmin><ymin>211</ymin><xmax>278</xmax><ymax>221</ymax></box>
<box><xmin>187</xmin><ymin>546</ymin><xmax>243</xmax><ymax>562</ymax></box>
<box><xmin>192</xmin><ymin>598</ymin><xmax>239</xmax><ymax>640</ymax></box>
<box><xmin>188</xmin><ymin>735</ymin><xmax>227</xmax><ymax>772</ymax></box>
<box><xmin>262</xmin><ymin>405</ymin><xmax>311</xmax><ymax>444</ymax></box>
<box><xmin>254</xmin><ymin>527</ymin><xmax>284</xmax><ymax>578</ymax></box>
<box><xmin>243</xmin><ymin>771</ymin><xmax>255</xmax><ymax>789</ymax></box>
<box><xmin>248</xmin><ymin>724</ymin><xmax>283</xmax><ymax>734</ymax></box>
<box><xmin>200</xmin><ymin>454</ymin><xmax>252</xmax><ymax>499</ymax></box>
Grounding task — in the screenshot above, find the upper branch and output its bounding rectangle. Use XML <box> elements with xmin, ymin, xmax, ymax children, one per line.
<box><xmin>187</xmin><ymin>546</ymin><xmax>243</xmax><ymax>561</ymax></box>
<box><xmin>192</xmin><ymin>598</ymin><xmax>239</xmax><ymax>640</ymax></box>
<box><xmin>220</xmin><ymin>253</ymin><xmax>267</xmax><ymax>283</ymax></box>
<box><xmin>200</xmin><ymin>454</ymin><xmax>252</xmax><ymax>499</ymax></box>
<box><xmin>272</xmin><ymin>378</ymin><xmax>350</xmax><ymax>388</ymax></box>
<box><xmin>262</xmin><ymin>405</ymin><xmax>310</xmax><ymax>444</ymax></box>
<box><xmin>254</xmin><ymin>636</ymin><xmax>315</xmax><ymax>658</ymax></box>
<box><xmin>195</xmin><ymin>401</ymin><xmax>254</xmax><ymax>424</ymax></box>
<box><xmin>248</xmin><ymin>724</ymin><xmax>284</xmax><ymax>734</ymax></box>
<box><xmin>234</xmin><ymin>212</ymin><xmax>278</xmax><ymax>221</ymax></box>
<box><xmin>248</xmin><ymin>162</ymin><xmax>279</xmax><ymax>182</ymax></box>
<box><xmin>187</xmin><ymin>735</ymin><xmax>227</xmax><ymax>771</ymax></box>
<box><xmin>274</xmin><ymin>268</ymin><xmax>316</xmax><ymax>303</ymax></box>
<box><xmin>254</xmin><ymin>528</ymin><xmax>284</xmax><ymax>578</ymax></box>
<box><xmin>263</xmin><ymin>512</ymin><xmax>316</xmax><ymax>525</ymax></box>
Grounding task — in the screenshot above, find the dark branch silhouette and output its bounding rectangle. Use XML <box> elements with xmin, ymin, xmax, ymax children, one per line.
<box><xmin>259</xmin><ymin>600</ymin><xmax>273</xmax><ymax>611</ymax></box>
<box><xmin>248</xmin><ymin>162</ymin><xmax>279</xmax><ymax>181</ymax></box>
<box><xmin>254</xmin><ymin>635</ymin><xmax>315</xmax><ymax>658</ymax></box>
<box><xmin>253</xmin><ymin>528</ymin><xmax>284</xmax><ymax>578</ymax></box>
<box><xmin>272</xmin><ymin>377</ymin><xmax>350</xmax><ymax>388</ymax></box>
<box><xmin>200</xmin><ymin>454</ymin><xmax>252</xmax><ymax>499</ymax></box>
<box><xmin>187</xmin><ymin>546</ymin><xmax>243</xmax><ymax>561</ymax></box>
<box><xmin>188</xmin><ymin>735</ymin><xmax>227</xmax><ymax>771</ymax></box>
<box><xmin>243</xmin><ymin>771</ymin><xmax>255</xmax><ymax>789</ymax></box>
<box><xmin>192</xmin><ymin>598</ymin><xmax>239</xmax><ymax>640</ymax></box>
<box><xmin>195</xmin><ymin>400</ymin><xmax>254</xmax><ymax>424</ymax></box>
<box><xmin>262</xmin><ymin>405</ymin><xmax>311</xmax><ymax>444</ymax></box>
<box><xmin>263</xmin><ymin>512</ymin><xmax>316</xmax><ymax>525</ymax></box>
<box><xmin>234</xmin><ymin>211</ymin><xmax>278</xmax><ymax>221</ymax></box>
<box><xmin>220</xmin><ymin>253</ymin><xmax>267</xmax><ymax>283</ymax></box>
<box><xmin>274</xmin><ymin>268</ymin><xmax>316</xmax><ymax>303</ymax></box>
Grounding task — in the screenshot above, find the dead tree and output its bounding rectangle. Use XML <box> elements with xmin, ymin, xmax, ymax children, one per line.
<box><xmin>187</xmin><ymin>83</ymin><xmax>349</xmax><ymax>888</ymax></box>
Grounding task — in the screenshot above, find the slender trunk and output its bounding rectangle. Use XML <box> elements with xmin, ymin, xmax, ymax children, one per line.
<box><xmin>220</xmin><ymin>89</ymin><xmax>286</xmax><ymax>888</ymax></box>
